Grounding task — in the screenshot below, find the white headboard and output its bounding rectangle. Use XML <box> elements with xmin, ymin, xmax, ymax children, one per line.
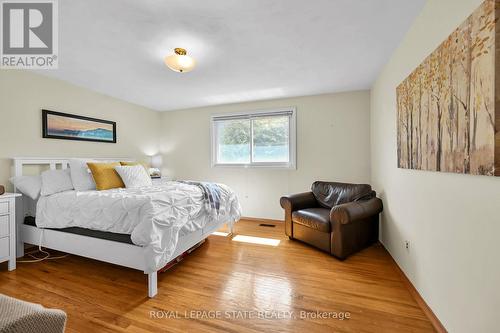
<box><xmin>13</xmin><ymin>157</ymin><xmax>133</xmax><ymax>178</ymax></box>
<box><xmin>12</xmin><ymin>157</ymin><xmax>134</xmax><ymax>230</ymax></box>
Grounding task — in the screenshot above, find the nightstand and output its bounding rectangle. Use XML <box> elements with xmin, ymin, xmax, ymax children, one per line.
<box><xmin>0</xmin><ymin>193</ymin><xmax>21</xmax><ymax>271</ymax></box>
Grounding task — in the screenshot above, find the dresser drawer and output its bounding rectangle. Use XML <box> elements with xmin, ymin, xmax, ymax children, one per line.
<box><xmin>0</xmin><ymin>202</ymin><xmax>8</xmax><ymax>215</ymax></box>
<box><xmin>0</xmin><ymin>215</ymin><xmax>8</xmax><ymax>237</ymax></box>
<box><xmin>0</xmin><ymin>237</ymin><xmax>8</xmax><ymax>259</ymax></box>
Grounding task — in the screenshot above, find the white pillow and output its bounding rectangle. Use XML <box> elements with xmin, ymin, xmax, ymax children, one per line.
<box><xmin>114</xmin><ymin>165</ymin><xmax>152</xmax><ymax>188</ymax></box>
<box><xmin>41</xmin><ymin>169</ymin><xmax>74</xmax><ymax>196</ymax></box>
<box><xmin>68</xmin><ymin>158</ymin><xmax>96</xmax><ymax>191</ymax></box>
<box><xmin>9</xmin><ymin>175</ymin><xmax>42</xmax><ymax>200</ymax></box>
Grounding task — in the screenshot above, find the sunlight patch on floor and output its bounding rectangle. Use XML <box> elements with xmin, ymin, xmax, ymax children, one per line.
<box><xmin>212</xmin><ymin>231</ymin><xmax>230</xmax><ymax>237</ymax></box>
<box><xmin>232</xmin><ymin>235</ymin><xmax>280</xmax><ymax>246</ymax></box>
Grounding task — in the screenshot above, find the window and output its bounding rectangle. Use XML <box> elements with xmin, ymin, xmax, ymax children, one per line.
<box><xmin>211</xmin><ymin>108</ymin><xmax>296</xmax><ymax>168</ymax></box>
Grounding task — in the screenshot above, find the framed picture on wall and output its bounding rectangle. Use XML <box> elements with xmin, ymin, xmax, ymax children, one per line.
<box><xmin>42</xmin><ymin>109</ymin><xmax>117</xmax><ymax>143</ymax></box>
<box><xmin>396</xmin><ymin>0</ymin><xmax>499</xmax><ymax>176</ymax></box>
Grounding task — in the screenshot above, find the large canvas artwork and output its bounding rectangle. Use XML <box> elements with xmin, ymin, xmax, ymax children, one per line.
<box><xmin>397</xmin><ymin>0</ymin><xmax>500</xmax><ymax>176</ymax></box>
<box><xmin>42</xmin><ymin>110</ymin><xmax>116</xmax><ymax>143</ymax></box>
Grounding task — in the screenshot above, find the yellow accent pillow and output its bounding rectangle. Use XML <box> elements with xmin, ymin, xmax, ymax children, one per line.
<box><xmin>87</xmin><ymin>162</ymin><xmax>125</xmax><ymax>190</ymax></box>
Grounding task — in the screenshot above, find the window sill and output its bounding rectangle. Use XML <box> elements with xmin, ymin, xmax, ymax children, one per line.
<box><xmin>212</xmin><ymin>163</ymin><xmax>296</xmax><ymax>170</ymax></box>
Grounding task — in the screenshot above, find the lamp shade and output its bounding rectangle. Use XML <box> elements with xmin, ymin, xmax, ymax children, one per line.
<box><xmin>151</xmin><ymin>154</ymin><xmax>163</xmax><ymax>168</ymax></box>
<box><xmin>164</xmin><ymin>48</ymin><xmax>196</xmax><ymax>73</ymax></box>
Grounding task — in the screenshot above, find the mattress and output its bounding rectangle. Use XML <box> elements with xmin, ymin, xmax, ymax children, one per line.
<box><xmin>34</xmin><ymin>181</ymin><xmax>241</xmax><ymax>272</ymax></box>
<box><xmin>24</xmin><ymin>210</ymin><xmax>226</xmax><ymax>245</ymax></box>
<box><xmin>24</xmin><ymin>216</ymin><xmax>133</xmax><ymax>244</ymax></box>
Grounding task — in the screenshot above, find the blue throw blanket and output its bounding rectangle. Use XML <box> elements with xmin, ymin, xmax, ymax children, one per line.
<box><xmin>180</xmin><ymin>181</ymin><xmax>222</xmax><ymax>215</ymax></box>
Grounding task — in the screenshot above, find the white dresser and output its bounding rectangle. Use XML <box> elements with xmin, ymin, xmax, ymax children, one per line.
<box><xmin>0</xmin><ymin>193</ymin><xmax>21</xmax><ymax>271</ymax></box>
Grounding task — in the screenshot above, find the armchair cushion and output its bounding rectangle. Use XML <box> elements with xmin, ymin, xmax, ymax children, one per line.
<box><xmin>292</xmin><ymin>208</ymin><xmax>331</xmax><ymax>233</ymax></box>
<box><xmin>311</xmin><ymin>181</ymin><xmax>374</xmax><ymax>209</ymax></box>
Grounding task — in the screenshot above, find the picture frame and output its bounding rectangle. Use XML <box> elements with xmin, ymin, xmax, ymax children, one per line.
<box><xmin>42</xmin><ymin>109</ymin><xmax>116</xmax><ymax>143</ymax></box>
<box><xmin>396</xmin><ymin>0</ymin><xmax>499</xmax><ymax>176</ymax></box>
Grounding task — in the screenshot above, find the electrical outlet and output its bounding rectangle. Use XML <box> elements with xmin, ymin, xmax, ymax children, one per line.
<box><xmin>405</xmin><ymin>240</ymin><xmax>410</xmax><ymax>251</ymax></box>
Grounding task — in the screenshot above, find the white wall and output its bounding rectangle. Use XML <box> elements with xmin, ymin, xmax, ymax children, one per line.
<box><xmin>0</xmin><ymin>70</ymin><xmax>161</xmax><ymax>191</ymax></box>
<box><xmin>371</xmin><ymin>0</ymin><xmax>499</xmax><ymax>332</ymax></box>
<box><xmin>161</xmin><ymin>91</ymin><xmax>371</xmax><ymax>220</ymax></box>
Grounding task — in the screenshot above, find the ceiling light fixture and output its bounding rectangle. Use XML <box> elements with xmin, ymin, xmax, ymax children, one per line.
<box><xmin>164</xmin><ymin>48</ymin><xmax>196</xmax><ymax>73</ymax></box>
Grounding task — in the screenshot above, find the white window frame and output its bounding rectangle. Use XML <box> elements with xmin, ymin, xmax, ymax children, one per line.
<box><xmin>211</xmin><ymin>107</ymin><xmax>297</xmax><ymax>169</ymax></box>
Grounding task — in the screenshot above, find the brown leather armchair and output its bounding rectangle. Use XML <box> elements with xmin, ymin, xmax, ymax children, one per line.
<box><xmin>280</xmin><ymin>181</ymin><xmax>383</xmax><ymax>259</ymax></box>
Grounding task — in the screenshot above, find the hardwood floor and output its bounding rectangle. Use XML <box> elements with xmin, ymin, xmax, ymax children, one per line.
<box><xmin>0</xmin><ymin>219</ymin><xmax>435</xmax><ymax>332</ymax></box>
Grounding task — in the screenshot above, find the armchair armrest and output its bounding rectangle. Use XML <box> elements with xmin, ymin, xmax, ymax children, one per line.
<box><xmin>280</xmin><ymin>192</ymin><xmax>317</xmax><ymax>212</ymax></box>
<box><xmin>330</xmin><ymin>197</ymin><xmax>383</xmax><ymax>225</ymax></box>
<box><xmin>280</xmin><ymin>192</ymin><xmax>317</xmax><ymax>238</ymax></box>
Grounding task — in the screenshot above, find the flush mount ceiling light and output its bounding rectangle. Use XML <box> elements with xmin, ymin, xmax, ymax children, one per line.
<box><xmin>164</xmin><ymin>48</ymin><xmax>196</xmax><ymax>73</ymax></box>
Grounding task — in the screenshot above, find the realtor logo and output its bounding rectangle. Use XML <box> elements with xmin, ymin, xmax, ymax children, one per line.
<box><xmin>1</xmin><ymin>0</ymin><xmax>58</xmax><ymax>69</ymax></box>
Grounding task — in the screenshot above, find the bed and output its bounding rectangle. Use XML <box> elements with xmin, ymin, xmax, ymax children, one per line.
<box><xmin>12</xmin><ymin>157</ymin><xmax>241</xmax><ymax>298</ymax></box>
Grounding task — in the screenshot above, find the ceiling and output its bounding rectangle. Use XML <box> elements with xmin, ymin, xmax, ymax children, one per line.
<box><xmin>38</xmin><ymin>0</ymin><xmax>425</xmax><ymax>111</ymax></box>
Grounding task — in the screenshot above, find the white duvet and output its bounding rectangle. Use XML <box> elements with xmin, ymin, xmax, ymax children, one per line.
<box><xmin>36</xmin><ymin>180</ymin><xmax>241</xmax><ymax>272</ymax></box>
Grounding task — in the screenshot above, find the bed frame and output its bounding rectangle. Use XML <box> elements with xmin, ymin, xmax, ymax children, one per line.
<box><xmin>12</xmin><ymin>157</ymin><xmax>234</xmax><ymax>298</ymax></box>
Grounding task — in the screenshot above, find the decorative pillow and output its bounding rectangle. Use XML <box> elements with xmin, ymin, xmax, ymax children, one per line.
<box><xmin>41</xmin><ymin>169</ymin><xmax>74</xmax><ymax>196</ymax></box>
<box><xmin>68</xmin><ymin>159</ymin><xmax>96</xmax><ymax>191</ymax></box>
<box><xmin>9</xmin><ymin>175</ymin><xmax>42</xmax><ymax>200</ymax></box>
<box><xmin>87</xmin><ymin>162</ymin><xmax>125</xmax><ymax>190</ymax></box>
<box><xmin>115</xmin><ymin>165</ymin><xmax>152</xmax><ymax>188</ymax></box>
<box><xmin>120</xmin><ymin>161</ymin><xmax>149</xmax><ymax>169</ymax></box>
